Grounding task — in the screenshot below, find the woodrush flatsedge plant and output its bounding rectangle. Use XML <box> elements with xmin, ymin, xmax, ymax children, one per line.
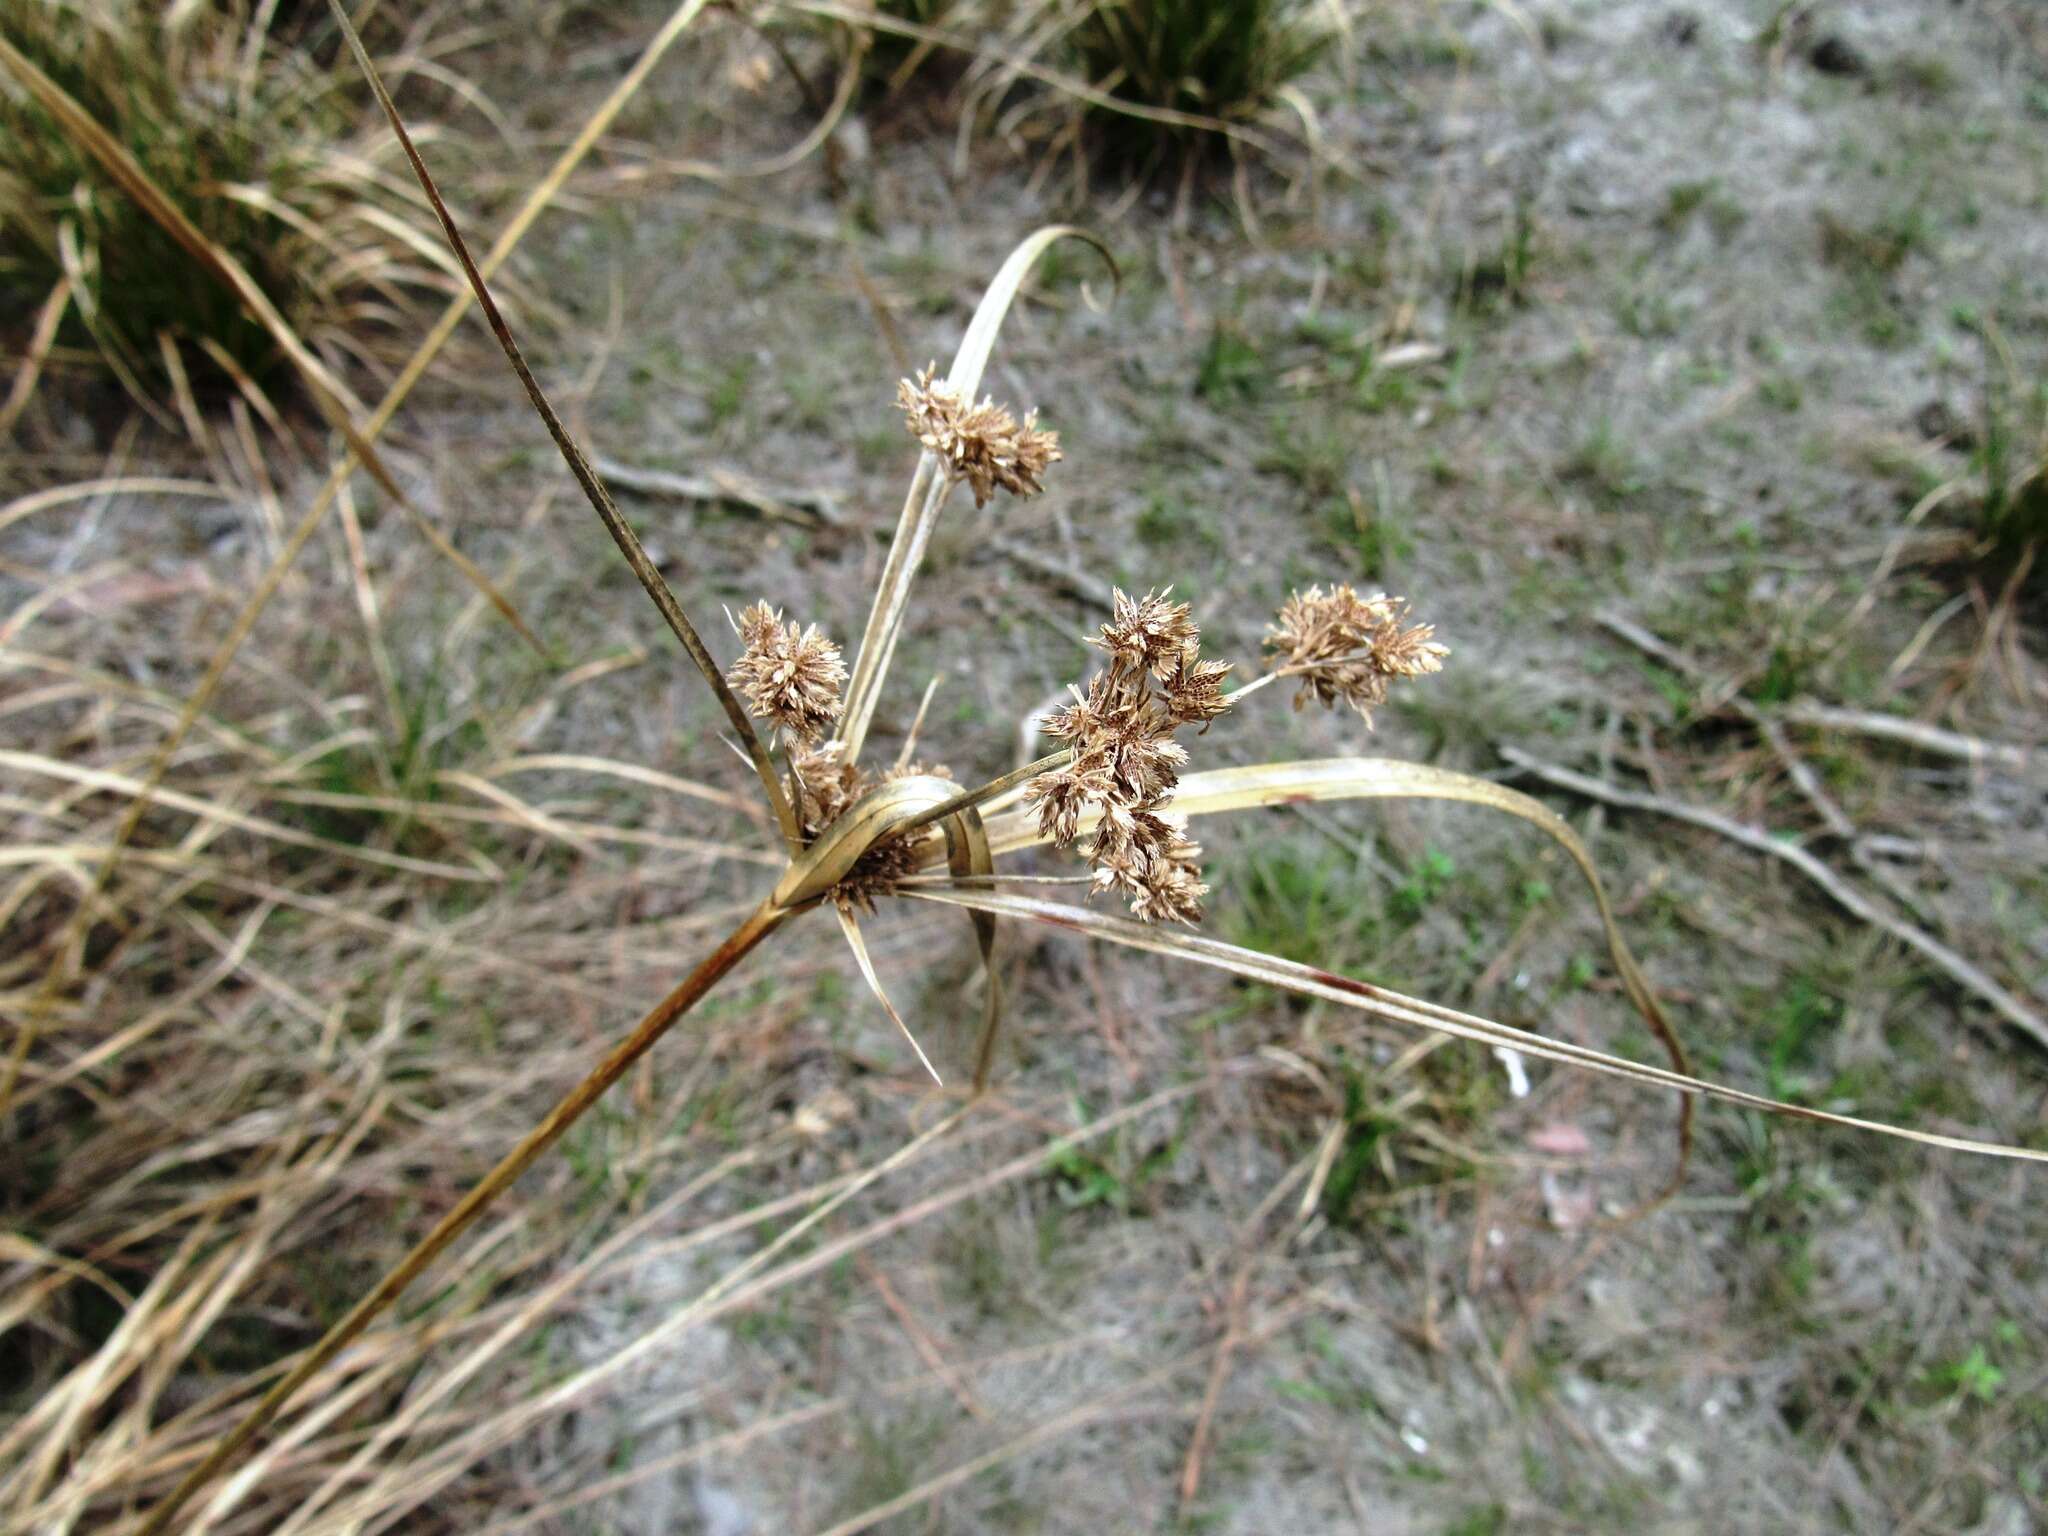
<box><xmin>34</xmin><ymin>5</ymin><xmax>2033</xmax><ymax>1530</ymax></box>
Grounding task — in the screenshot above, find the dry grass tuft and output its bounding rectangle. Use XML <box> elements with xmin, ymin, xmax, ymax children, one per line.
<box><xmin>0</xmin><ymin>0</ymin><xmax>465</xmax><ymax>417</ymax></box>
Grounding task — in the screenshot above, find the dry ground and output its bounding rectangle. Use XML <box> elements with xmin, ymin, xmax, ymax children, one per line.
<box><xmin>4</xmin><ymin>0</ymin><xmax>2046</xmax><ymax>1532</ymax></box>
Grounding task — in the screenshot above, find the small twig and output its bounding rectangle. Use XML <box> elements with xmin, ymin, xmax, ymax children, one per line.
<box><xmin>593</xmin><ymin>456</ymin><xmax>850</xmax><ymax>529</ymax></box>
<box><xmin>1778</xmin><ymin>701</ymin><xmax>2036</xmax><ymax>776</ymax></box>
<box><xmin>1178</xmin><ymin>1266</ymin><xmax>1252</xmax><ymax>1517</ymax></box>
<box><xmin>1497</xmin><ymin>747</ymin><xmax>2048</xmax><ymax>1052</ymax></box>
<box><xmin>979</xmin><ymin>535</ymin><xmax>1116</xmax><ymax>608</ymax></box>
<box><xmin>1599</xmin><ymin>612</ymin><xmax>2038</xmax><ymax>777</ymax></box>
<box><xmin>1756</xmin><ymin>716</ymin><xmax>1855</xmax><ymax>840</ymax></box>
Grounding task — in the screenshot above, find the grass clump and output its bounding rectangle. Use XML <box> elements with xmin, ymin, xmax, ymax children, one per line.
<box><xmin>0</xmin><ymin>0</ymin><xmax>451</xmax><ymax>409</ymax></box>
<box><xmin>1065</xmin><ymin>0</ymin><xmax>1332</xmax><ymax>163</ymax></box>
<box><xmin>1971</xmin><ymin>367</ymin><xmax>2048</xmax><ymax>559</ymax></box>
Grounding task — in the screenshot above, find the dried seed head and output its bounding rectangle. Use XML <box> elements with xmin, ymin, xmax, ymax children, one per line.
<box><xmin>1094</xmin><ymin>587</ymin><xmax>1198</xmax><ymax>679</ymax></box>
<box><xmin>1161</xmin><ymin>652</ymin><xmax>1233</xmax><ymax>729</ymax></box>
<box><xmin>1129</xmin><ymin>845</ymin><xmax>1209</xmax><ymax>926</ymax></box>
<box><xmin>788</xmin><ymin>739</ymin><xmax>865</xmax><ymax>836</ymax></box>
<box><xmin>897</xmin><ymin>364</ymin><xmax>1061</xmax><ymax>508</ymax></box>
<box><xmin>1022</xmin><ymin>761</ymin><xmax>1102</xmax><ymax>848</ymax></box>
<box><xmin>1088</xmin><ymin>806</ymin><xmax>1209</xmax><ymax>926</ymax></box>
<box><xmin>1106</xmin><ymin>727</ymin><xmax>1188</xmax><ymax>804</ymax></box>
<box><xmin>1025</xmin><ymin>590</ymin><xmax>1228</xmax><ymax>924</ymax></box>
<box><xmin>727</xmin><ymin>602</ymin><xmax>847</xmax><ymax>743</ymax></box>
<box><xmin>1265</xmin><ymin>584</ymin><xmax>1447</xmax><ymax>725</ymax></box>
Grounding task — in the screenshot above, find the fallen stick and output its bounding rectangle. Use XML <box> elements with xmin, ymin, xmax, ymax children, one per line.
<box><xmin>1497</xmin><ymin>746</ymin><xmax>2048</xmax><ymax>1053</ymax></box>
<box><xmin>593</xmin><ymin>456</ymin><xmax>851</xmax><ymax>528</ymax></box>
<box><xmin>1596</xmin><ymin>613</ymin><xmax>2037</xmax><ymax>776</ymax></box>
<box><xmin>1777</xmin><ymin>701</ymin><xmax>2037</xmax><ymax>776</ymax></box>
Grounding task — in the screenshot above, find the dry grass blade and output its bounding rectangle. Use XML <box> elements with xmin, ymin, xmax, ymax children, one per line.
<box><xmin>128</xmin><ymin>896</ymin><xmax>789</xmax><ymax>1536</ymax></box>
<box><xmin>0</xmin><ymin>750</ymin><xmax>496</xmax><ymax>883</ymax></box>
<box><xmin>904</xmin><ymin>888</ymin><xmax>2048</xmax><ymax>1163</ymax></box>
<box><xmin>1</xmin><ymin>0</ymin><xmax>719</xmax><ymax>1123</ymax></box>
<box><xmin>480</xmin><ymin>753</ymin><xmax>767</xmax><ymax>818</ymax></box>
<box><xmin>0</xmin><ymin>477</ymin><xmax>235</xmax><ymax>537</ymax></box>
<box><xmin>0</xmin><ymin>29</ymin><xmax>543</xmax><ymax>655</ymax></box>
<box><xmin>941</xmin><ymin>805</ymin><xmax>1004</xmax><ymax>1091</ymax></box>
<box><xmin>0</xmin><ymin>274</ymin><xmax>70</xmax><ymax>436</ymax></box>
<box><xmin>322</xmin><ymin>0</ymin><xmax>798</xmax><ymax>847</ymax></box>
<box><xmin>836</xmin><ymin>905</ymin><xmax>944</xmax><ymax>1084</ymax></box>
<box><xmin>837</xmin><ymin>226</ymin><xmax>1113</xmax><ymax>760</ymax></box>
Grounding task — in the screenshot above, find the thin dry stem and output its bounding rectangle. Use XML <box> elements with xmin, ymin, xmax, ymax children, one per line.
<box><xmin>133</xmin><ymin>898</ymin><xmax>789</xmax><ymax>1536</ymax></box>
<box><xmin>324</xmin><ymin>0</ymin><xmax>799</xmax><ymax>848</ymax></box>
<box><xmin>1</xmin><ymin>0</ymin><xmax>721</xmax><ymax>1117</ymax></box>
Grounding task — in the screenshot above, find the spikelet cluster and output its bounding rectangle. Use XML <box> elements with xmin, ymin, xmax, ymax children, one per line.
<box><xmin>897</xmin><ymin>364</ymin><xmax>1061</xmax><ymax>508</ymax></box>
<box><xmin>727</xmin><ymin>602</ymin><xmax>847</xmax><ymax>743</ymax></box>
<box><xmin>1025</xmin><ymin>589</ymin><xmax>1232</xmax><ymax>925</ymax></box>
<box><xmin>1264</xmin><ymin>585</ymin><xmax>1447</xmax><ymax>725</ymax></box>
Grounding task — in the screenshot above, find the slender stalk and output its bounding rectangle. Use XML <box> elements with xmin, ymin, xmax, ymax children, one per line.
<box><xmin>325</xmin><ymin>0</ymin><xmax>800</xmax><ymax>848</ymax></box>
<box><xmin>895</xmin><ymin>751</ymin><xmax>1068</xmax><ymax>842</ymax></box>
<box><xmin>133</xmin><ymin>898</ymin><xmax>791</xmax><ymax>1536</ymax></box>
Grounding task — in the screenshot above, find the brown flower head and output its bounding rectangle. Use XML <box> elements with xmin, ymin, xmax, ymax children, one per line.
<box><xmin>1087</xmin><ymin>806</ymin><xmax>1209</xmax><ymax>926</ymax></box>
<box><xmin>1264</xmin><ymin>585</ymin><xmax>1447</xmax><ymax>725</ymax></box>
<box><xmin>1025</xmin><ymin>591</ymin><xmax>1229</xmax><ymax>924</ymax></box>
<box><xmin>897</xmin><ymin>364</ymin><xmax>1061</xmax><ymax>508</ymax></box>
<box><xmin>1022</xmin><ymin>759</ymin><xmax>1105</xmax><ymax>848</ymax></box>
<box><xmin>1093</xmin><ymin>587</ymin><xmax>1198</xmax><ymax>679</ymax></box>
<box><xmin>1161</xmin><ymin>652</ymin><xmax>1233</xmax><ymax>729</ymax></box>
<box><xmin>1128</xmin><ymin>841</ymin><xmax>1209</xmax><ymax>926</ymax></box>
<box><xmin>787</xmin><ymin>738</ymin><xmax>865</xmax><ymax>837</ymax></box>
<box><xmin>727</xmin><ymin>602</ymin><xmax>847</xmax><ymax>742</ymax></box>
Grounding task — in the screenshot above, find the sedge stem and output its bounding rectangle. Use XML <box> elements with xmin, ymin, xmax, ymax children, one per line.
<box><xmin>135</xmin><ymin>897</ymin><xmax>791</xmax><ymax>1536</ymax></box>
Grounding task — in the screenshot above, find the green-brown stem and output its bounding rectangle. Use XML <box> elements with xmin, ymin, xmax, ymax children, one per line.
<box><xmin>897</xmin><ymin>751</ymin><xmax>1069</xmax><ymax>845</ymax></box>
<box><xmin>134</xmin><ymin>897</ymin><xmax>791</xmax><ymax>1536</ymax></box>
